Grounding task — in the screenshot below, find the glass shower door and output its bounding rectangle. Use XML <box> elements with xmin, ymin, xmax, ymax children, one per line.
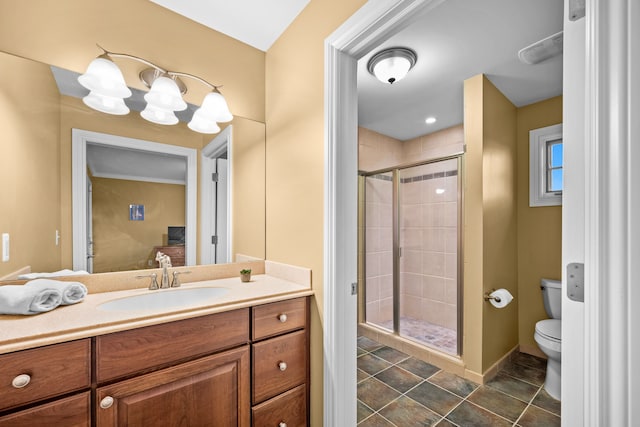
<box><xmin>363</xmin><ymin>172</ymin><xmax>394</xmax><ymax>331</ymax></box>
<box><xmin>398</xmin><ymin>159</ymin><xmax>460</xmax><ymax>354</ymax></box>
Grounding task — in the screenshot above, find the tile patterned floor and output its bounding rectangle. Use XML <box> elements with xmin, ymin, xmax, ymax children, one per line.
<box><xmin>376</xmin><ymin>317</ymin><xmax>458</xmax><ymax>355</ymax></box>
<box><xmin>357</xmin><ymin>336</ymin><xmax>561</xmax><ymax>426</ymax></box>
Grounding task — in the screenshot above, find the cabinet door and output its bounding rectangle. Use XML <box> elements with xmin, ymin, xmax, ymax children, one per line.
<box><xmin>0</xmin><ymin>392</ymin><xmax>90</xmax><ymax>427</ymax></box>
<box><xmin>96</xmin><ymin>346</ymin><xmax>249</xmax><ymax>427</ymax></box>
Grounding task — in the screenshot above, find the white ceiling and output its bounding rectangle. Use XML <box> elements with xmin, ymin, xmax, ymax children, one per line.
<box><xmin>357</xmin><ymin>0</ymin><xmax>564</xmax><ymax>141</ymax></box>
<box><xmin>150</xmin><ymin>0</ymin><xmax>310</xmax><ymax>51</ymax></box>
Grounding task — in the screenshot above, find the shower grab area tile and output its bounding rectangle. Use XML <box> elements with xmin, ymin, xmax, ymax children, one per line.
<box><xmin>356</xmin><ymin>335</ymin><xmax>561</xmax><ymax>426</ymax></box>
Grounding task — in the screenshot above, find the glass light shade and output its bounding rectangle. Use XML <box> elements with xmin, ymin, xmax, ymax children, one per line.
<box><xmin>373</xmin><ymin>56</ymin><xmax>411</xmax><ymax>84</ymax></box>
<box><xmin>82</xmin><ymin>91</ymin><xmax>130</xmax><ymax>115</ymax></box>
<box><xmin>195</xmin><ymin>90</ymin><xmax>233</xmax><ymax>123</ymax></box>
<box><xmin>140</xmin><ymin>104</ymin><xmax>179</xmax><ymax>125</ymax></box>
<box><xmin>144</xmin><ymin>76</ymin><xmax>187</xmax><ymax>111</ymax></box>
<box><xmin>188</xmin><ymin>110</ymin><xmax>221</xmax><ymax>134</ymax></box>
<box><xmin>78</xmin><ymin>57</ymin><xmax>132</xmax><ymax>98</ymax></box>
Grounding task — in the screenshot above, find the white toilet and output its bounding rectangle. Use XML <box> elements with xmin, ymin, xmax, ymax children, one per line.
<box><xmin>534</xmin><ymin>278</ymin><xmax>562</xmax><ymax>400</ymax></box>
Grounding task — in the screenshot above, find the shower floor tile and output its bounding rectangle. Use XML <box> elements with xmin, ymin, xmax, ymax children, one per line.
<box><xmin>377</xmin><ymin>317</ymin><xmax>457</xmax><ymax>354</ymax></box>
<box><xmin>357</xmin><ymin>336</ymin><xmax>560</xmax><ymax>426</ymax></box>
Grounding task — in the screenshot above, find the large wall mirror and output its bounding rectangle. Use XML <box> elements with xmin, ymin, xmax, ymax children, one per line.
<box><xmin>0</xmin><ymin>49</ymin><xmax>265</xmax><ymax>279</ymax></box>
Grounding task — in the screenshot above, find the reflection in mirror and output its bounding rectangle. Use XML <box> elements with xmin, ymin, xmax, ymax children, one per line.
<box><xmin>0</xmin><ymin>50</ymin><xmax>265</xmax><ymax>280</ymax></box>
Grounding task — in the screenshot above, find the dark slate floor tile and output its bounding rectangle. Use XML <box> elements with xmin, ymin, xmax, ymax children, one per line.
<box><xmin>406</xmin><ymin>381</ymin><xmax>462</xmax><ymax>416</ymax></box>
<box><xmin>358</xmin><ymin>346</ymin><xmax>367</xmax><ymax>356</ymax></box>
<box><xmin>358</xmin><ymin>368</ymin><xmax>370</xmax><ymax>383</ymax></box>
<box><xmin>501</xmin><ymin>361</ymin><xmax>546</xmax><ymax>386</ymax></box>
<box><xmin>372</xmin><ymin>346</ymin><xmax>410</xmax><ymax>364</ymax></box>
<box><xmin>357</xmin><ymin>400</ymin><xmax>374</xmax><ymax>423</ymax></box>
<box><xmin>486</xmin><ymin>373</ymin><xmax>540</xmax><ymax>403</ymax></box>
<box><xmin>379</xmin><ymin>395</ymin><xmax>442</xmax><ymax>427</ymax></box>
<box><xmin>357</xmin><ymin>377</ymin><xmax>401</xmax><ymax>411</ymax></box>
<box><xmin>358</xmin><ymin>336</ymin><xmax>384</xmax><ymax>352</ymax></box>
<box><xmin>446</xmin><ymin>401</ymin><xmax>512</xmax><ymax>427</ymax></box>
<box><xmin>375</xmin><ymin>365</ymin><xmax>423</xmax><ymax>393</ymax></box>
<box><xmin>511</xmin><ymin>352</ymin><xmax>547</xmax><ymax>371</ymax></box>
<box><xmin>467</xmin><ymin>386</ymin><xmax>528</xmax><ymax>422</ymax></box>
<box><xmin>358</xmin><ymin>413</ymin><xmax>395</xmax><ymax>427</ymax></box>
<box><xmin>358</xmin><ymin>353</ymin><xmax>392</xmax><ymax>375</ymax></box>
<box><xmin>531</xmin><ymin>388</ymin><xmax>561</xmax><ymax>416</ymax></box>
<box><xmin>428</xmin><ymin>371</ymin><xmax>478</xmax><ymax>398</ymax></box>
<box><xmin>397</xmin><ymin>357</ymin><xmax>440</xmax><ymax>379</ymax></box>
<box><xmin>517</xmin><ymin>405</ymin><xmax>561</xmax><ymax>427</ymax></box>
<box><xmin>435</xmin><ymin>419</ymin><xmax>457</xmax><ymax>427</ymax></box>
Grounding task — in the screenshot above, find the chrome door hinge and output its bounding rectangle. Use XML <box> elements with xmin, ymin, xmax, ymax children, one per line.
<box><xmin>567</xmin><ymin>263</ymin><xmax>584</xmax><ymax>302</ymax></box>
<box><xmin>351</xmin><ymin>282</ymin><xmax>357</xmax><ymax>295</ymax></box>
<box><xmin>212</xmin><ymin>172</ymin><xmax>219</xmax><ymax>182</ymax></box>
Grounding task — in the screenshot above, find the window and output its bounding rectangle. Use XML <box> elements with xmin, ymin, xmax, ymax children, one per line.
<box><xmin>530</xmin><ymin>123</ymin><xmax>563</xmax><ymax>206</ymax></box>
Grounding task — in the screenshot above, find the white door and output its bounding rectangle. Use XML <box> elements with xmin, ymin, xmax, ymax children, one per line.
<box><xmin>86</xmin><ymin>176</ymin><xmax>94</xmax><ymax>274</ymax></box>
<box><xmin>214</xmin><ymin>158</ymin><xmax>229</xmax><ymax>264</ymax></box>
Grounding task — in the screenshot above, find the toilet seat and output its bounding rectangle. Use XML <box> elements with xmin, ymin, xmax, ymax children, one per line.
<box><xmin>535</xmin><ymin>319</ymin><xmax>561</xmax><ymax>342</ymax></box>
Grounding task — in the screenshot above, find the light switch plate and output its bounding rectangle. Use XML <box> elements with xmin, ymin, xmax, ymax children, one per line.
<box><xmin>2</xmin><ymin>233</ymin><xmax>9</xmax><ymax>262</ymax></box>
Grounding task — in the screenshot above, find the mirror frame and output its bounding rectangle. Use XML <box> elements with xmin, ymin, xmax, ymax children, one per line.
<box><xmin>71</xmin><ymin>129</ymin><xmax>198</xmax><ymax>271</ymax></box>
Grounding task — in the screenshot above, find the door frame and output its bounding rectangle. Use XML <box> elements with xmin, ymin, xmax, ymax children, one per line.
<box><xmin>324</xmin><ymin>0</ymin><xmax>639</xmax><ymax>425</ymax></box>
<box><xmin>71</xmin><ymin>129</ymin><xmax>197</xmax><ymax>271</ymax></box>
<box><xmin>200</xmin><ymin>125</ymin><xmax>233</xmax><ymax>265</ymax></box>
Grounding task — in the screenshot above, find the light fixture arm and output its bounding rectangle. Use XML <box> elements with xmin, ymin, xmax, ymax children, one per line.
<box><xmin>96</xmin><ymin>44</ymin><xmax>222</xmax><ymax>90</ymax></box>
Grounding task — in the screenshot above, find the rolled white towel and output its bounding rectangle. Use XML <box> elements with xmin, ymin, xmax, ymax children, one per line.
<box><xmin>18</xmin><ymin>269</ymin><xmax>90</xmax><ymax>280</ymax></box>
<box><xmin>26</xmin><ymin>279</ymin><xmax>88</xmax><ymax>305</ymax></box>
<box><xmin>0</xmin><ymin>285</ymin><xmax>62</xmax><ymax>315</ymax></box>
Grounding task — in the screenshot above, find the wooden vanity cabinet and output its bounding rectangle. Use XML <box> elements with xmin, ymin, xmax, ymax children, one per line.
<box><xmin>0</xmin><ymin>339</ymin><xmax>91</xmax><ymax>426</ymax></box>
<box><xmin>251</xmin><ymin>297</ymin><xmax>309</xmax><ymax>427</ymax></box>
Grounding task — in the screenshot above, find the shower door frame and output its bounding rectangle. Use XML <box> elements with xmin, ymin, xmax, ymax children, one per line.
<box><xmin>361</xmin><ymin>152</ymin><xmax>465</xmax><ymax>356</ymax></box>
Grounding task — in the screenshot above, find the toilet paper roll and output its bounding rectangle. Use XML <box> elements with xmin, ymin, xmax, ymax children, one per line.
<box><xmin>489</xmin><ymin>288</ymin><xmax>514</xmax><ymax>308</ymax></box>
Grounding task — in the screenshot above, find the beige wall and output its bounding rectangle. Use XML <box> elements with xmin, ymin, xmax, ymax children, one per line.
<box><xmin>464</xmin><ymin>75</ymin><xmax>519</xmax><ymax>374</ymax></box>
<box><xmin>91</xmin><ymin>178</ymin><xmax>185</xmax><ymax>273</ymax></box>
<box><xmin>265</xmin><ymin>1</ymin><xmax>366</xmax><ymax>425</ymax></box>
<box><xmin>0</xmin><ymin>53</ymin><xmax>61</xmax><ymax>276</ymax></box>
<box><xmin>516</xmin><ymin>96</ymin><xmax>562</xmax><ymax>355</ymax></box>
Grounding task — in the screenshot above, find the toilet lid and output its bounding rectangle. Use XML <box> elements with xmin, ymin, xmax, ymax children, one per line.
<box><xmin>536</xmin><ymin>319</ymin><xmax>561</xmax><ymax>341</ymax></box>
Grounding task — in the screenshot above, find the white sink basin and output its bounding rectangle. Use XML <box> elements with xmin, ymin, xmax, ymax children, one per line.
<box><xmin>98</xmin><ymin>287</ymin><xmax>230</xmax><ymax>312</ymax></box>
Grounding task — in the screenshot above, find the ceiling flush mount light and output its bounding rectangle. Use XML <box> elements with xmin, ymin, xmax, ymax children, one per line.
<box><xmin>367</xmin><ymin>47</ymin><xmax>417</xmax><ymax>85</ymax></box>
<box><xmin>425</xmin><ymin>116</ymin><xmax>437</xmax><ymax>125</ymax></box>
<box><xmin>78</xmin><ymin>45</ymin><xmax>232</xmax><ymax>133</ymax></box>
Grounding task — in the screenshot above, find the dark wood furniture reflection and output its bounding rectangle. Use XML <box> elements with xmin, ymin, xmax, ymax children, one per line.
<box><xmin>153</xmin><ymin>245</ymin><xmax>185</xmax><ymax>267</ymax></box>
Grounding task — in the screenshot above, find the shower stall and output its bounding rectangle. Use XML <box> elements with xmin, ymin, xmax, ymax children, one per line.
<box><xmin>360</xmin><ymin>155</ymin><xmax>462</xmax><ymax>355</ymax></box>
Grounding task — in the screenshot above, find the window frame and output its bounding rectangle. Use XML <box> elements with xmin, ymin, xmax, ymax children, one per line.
<box><xmin>529</xmin><ymin>123</ymin><xmax>563</xmax><ymax>207</ymax></box>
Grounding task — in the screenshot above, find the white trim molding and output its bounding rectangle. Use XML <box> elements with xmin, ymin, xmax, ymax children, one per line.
<box><xmin>71</xmin><ymin>129</ymin><xmax>198</xmax><ymax>270</ymax></box>
<box><xmin>584</xmin><ymin>0</ymin><xmax>640</xmax><ymax>425</ymax></box>
<box><xmin>323</xmin><ymin>0</ymin><xmax>445</xmax><ymax>425</ymax></box>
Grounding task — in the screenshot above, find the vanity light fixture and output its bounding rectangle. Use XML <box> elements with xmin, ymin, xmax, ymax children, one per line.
<box><xmin>425</xmin><ymin>116</ymin><xmax>437</xmax><ymax>125</ymax></box>
<box><xmin>367</xmin><ymin>47</ymin><xmax>417</xmax><ymax>85</ymax></box>
<box><xmin>77</xmin><ymin>45</ymin><xmax>232</xmax><ymax>133</ymax></box>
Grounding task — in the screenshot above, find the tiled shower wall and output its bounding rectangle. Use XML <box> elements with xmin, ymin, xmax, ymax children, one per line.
<box><xmin>399</xmin><ymin>160</ymin><xmax>458</xmax><ymax>331</ymax></box>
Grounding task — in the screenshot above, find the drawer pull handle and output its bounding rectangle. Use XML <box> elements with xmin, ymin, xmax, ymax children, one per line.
<box><xmin>100</xmin><ymin>396</ymin><xmax>114</xmax><ymax>409</ymax></box>
<box><xmin>279</xmin><ymin>422</ymin><xmax>287</xmax><ymax>427</ymax></box>
<box><xmin>278</xmin><ymin>313</ymin><xmax>288</xmax><ymax>323</ymax></box>
<box><xmin>11</xmin><ymin>374</ymin><xmax>30</xmax><ymax>389</ymax></box>
<box><xmin>278</xmin><ymin>361</ymin><xmax>288</xmax><ymax>371</ymax></box>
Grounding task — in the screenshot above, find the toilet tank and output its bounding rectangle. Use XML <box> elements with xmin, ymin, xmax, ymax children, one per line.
<box><xmin>541</xmin><ymin>278</ymin><xmax>562</xmax><ymax>319</ymax></box>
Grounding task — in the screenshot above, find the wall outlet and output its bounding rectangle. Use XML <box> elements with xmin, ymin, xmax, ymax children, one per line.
<box><xmin>2</xmin><ymin>233</ymin><xmax>9</xmax><ymax>262</ymax></box>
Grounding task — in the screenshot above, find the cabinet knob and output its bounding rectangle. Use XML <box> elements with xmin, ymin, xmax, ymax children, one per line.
<box><xmin>278</xmin><ymin>313</ymin><xmax>288</xmax><ymax>323</ymax></box>
<box><xmin>279</xmin><ymin>422</ymin><xmax>287</xmax><ymax>427</ymax></box>
<box><xmin>100</xmin><ymin>396</ymin><xmax>114</xmax><ymax>409</ymax></box>
<box><xmin>11</xmin><ymin>374</ymin><xmax>30</xmax><ymax>389</ymax></box>
<box><xmin>278</xmin><ymin>361</ymin><xmax>288</xmax><ymax>371</ymax></box>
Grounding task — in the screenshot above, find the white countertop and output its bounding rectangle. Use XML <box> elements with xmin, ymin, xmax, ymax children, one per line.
<box><xmin>0</xmin><ymin>274</ymin><xmax>313</xmax><ymax>355</ymax></box>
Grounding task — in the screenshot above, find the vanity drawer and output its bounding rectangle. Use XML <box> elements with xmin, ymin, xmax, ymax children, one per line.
<box><xmin>0</xmin><ymin>391</ymin><xmax>90</xmax><ymax>426</ymax></box>
<box><xmin>252</xmin><ymin>384</ymin><xmax>306</xmax><ymax>427</ymax></box>
<box><xmin>252</xmin><ymin>330</ymin><xmax>307</xmax><ymax>404</ymax></box>
<box><xmin>0</xmin><ymin>339</ymin><xmax>91</xmax><ymax>412</ymax></box>
<box><xmin>252</xmin><ymin>297</ymin><xmax>307</xmax><ymax>341</ymax></box>
<box><xmin>96</xmin><ymin>308</ymin><xmax>249</xmax><ymax>383</ymax></box>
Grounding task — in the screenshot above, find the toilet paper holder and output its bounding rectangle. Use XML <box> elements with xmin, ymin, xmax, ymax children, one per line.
<box><xmin>483</xmin><ymin>289</ymin><xmax>502</xmax><ymax>303</ymax></box>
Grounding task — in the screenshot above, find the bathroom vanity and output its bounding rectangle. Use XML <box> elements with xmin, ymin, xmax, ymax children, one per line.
<box><xmin>0</xmin><ymin>263</ymin><xmax>311</xmax><ymax>426</ymax></box>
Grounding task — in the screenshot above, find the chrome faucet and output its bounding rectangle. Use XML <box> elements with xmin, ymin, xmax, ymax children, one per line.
<box><xmin>160</xmin><ymin>264</ymin><xmax>171</xmax><ymax>289</ymax></box>
<box><xmin>136</xmin><ymin>272</ymin><xmax>159</xmax><ymax>290</ymax></box>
